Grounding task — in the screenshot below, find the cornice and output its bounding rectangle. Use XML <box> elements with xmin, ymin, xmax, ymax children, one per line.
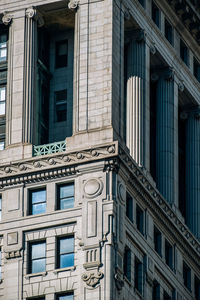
<box><xmin>118</xmin><ymin>144</ymin><xmax>200</xmax><ymax>263</ymax></box>
<box><xmin>0</xmin><ymin>142</ymin><xmax>117</xmax><ymax>188</ymax></box>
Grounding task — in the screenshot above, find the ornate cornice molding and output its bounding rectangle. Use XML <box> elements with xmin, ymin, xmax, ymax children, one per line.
<box><xmin>118</xmin><ymin>145</ymin><xmax>200</xmax><ymax>260</ymax></box>
<box><xmin>0</xmin><ymin>143</ymin><xmax>117</xmax><ymax>188</ymax></box>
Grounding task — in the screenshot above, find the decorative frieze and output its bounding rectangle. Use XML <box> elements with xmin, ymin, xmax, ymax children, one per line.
<box><xmin>5</xmin><ymin>250</ymin><xmax>22</xmax><ymax>259</ymax></box>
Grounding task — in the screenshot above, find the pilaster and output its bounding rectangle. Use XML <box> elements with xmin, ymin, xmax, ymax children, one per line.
<box><xmin>156</xmin><ymin>68</ymin><xmax>175</xmax><ymax>205</ymax></box>
<box><xmin>126</xmin><ymin>30</ymin><xmax>150</xmax><ymax>169</ymax></box>
<box><xmin>182</xmin><ymin>108</ymin><xmax>200</xmax><ymax>239</ymax></box>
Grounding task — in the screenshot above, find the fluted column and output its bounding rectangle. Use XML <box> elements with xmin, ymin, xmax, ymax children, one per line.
<box><xmin>184</xmin><ymin>109</ymin><xmax>200</xmax><ymax>238</ymax></box>
<box><xmin>126</xmin><ymin>30</ymin><xmax>146</xmax><ymax>167</ymax></box>
<box><xmin>23</xmin><ymin>8</ymin><xmax>38</xmax><ymax>144</ymax></box>
<box><xmin>156</xmin><ymin>69</ymin><xmax>175</xmax><ymax>205</ymax></box>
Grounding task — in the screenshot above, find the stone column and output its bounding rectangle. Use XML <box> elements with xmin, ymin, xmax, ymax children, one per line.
<box><xmin>126</xmin><ymin>30</ymin><xmax>149</xmax><ymax>169</ymax></box>
<box><xmin>156</xmin><ymin>69</ymin><xmax>175</xmax><ymax>205</ymax></box>
<box><xmin>183</xmin><ymin>109</ymin><xmax>200</xmax><ymax>238</ymax></box>
<box><xmin>23</xmin><ymin>8</ymin><xmax>38</xmax><ymax>144</ymax></box>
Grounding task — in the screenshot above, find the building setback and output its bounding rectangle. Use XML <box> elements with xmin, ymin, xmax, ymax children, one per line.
<box><xmin>0</xmin><ymin>0</ymin><xmax>199</xmax><ymax>299</ymax></box>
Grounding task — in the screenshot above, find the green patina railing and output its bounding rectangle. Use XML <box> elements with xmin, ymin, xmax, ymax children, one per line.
<box><xmin>33</xmin><ymin>140</ymin><xmax>66</xmax><ymax>156</ymax></box>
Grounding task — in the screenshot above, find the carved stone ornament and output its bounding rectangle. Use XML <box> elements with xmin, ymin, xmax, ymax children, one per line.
<box><xmin>83</xmin><ymin>178</ymin><xmax>103</xmax><ymax>198</ymax></box>
<box><xmin>118</xmin><ymin>183</ymin><xmax>126</xmax><ymax>203</ymax></box>
<box><xmin>26</xmin><ymin>7</ymin><xmax>36</xmax><ymax>19</ymax></box>
<box><xmin>82</xmin><ymin>271</ymin><xmax>103</xmax><ymax>287</ymax></box>
<box><xmin>68</xmin><ymin>0</ymin><xmax>79</xmax><ymax>10</ymax></box>
<box><xmin>2</xmin><ymin>13</ymin><xmax>12</xmax><ymax>25</ymax></box>
<box><xmin>114</xmin><ymin>273</ymin><xmax>124</xmax><ymax>291</ymax></box>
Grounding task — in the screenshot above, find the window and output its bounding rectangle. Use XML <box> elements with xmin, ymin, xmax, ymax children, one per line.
<box><xmin>152</xmin><ymin>2</ymin><xmax>160</xmax><ymax>27</ymax></box>
<box><xmin>0</xmin><ymin>141</ymin><xmax>4</xmax><ymax>151</ymax></box>
<box><xmin>0</xmin><ymin>33</ymin><xmax>7</xmax><ymax>62</ymax></box>
<box><xmin>195</xmin><ymin>276</ymin><xmax>200</xmax><ymax>300</ymax></box>
<box><xmin>57</xmin><ymin>236</ymin><xmax>74</xmax><ymax>269</ymax></box>
<box><xmin>56</xmin><ymin>293</ymin><xmax>73</xmax><ymax>300</ymax></box>
<box><xmin>180</xmin><ymin>40</ymin><xmax>189</xmax><ymax>66</ymax></box>
<box><xmin>29</xmin><ymin>241</ymin><xmax>46</xmax><ymax>274</ymax></box>
<box><xmin>154</xmin><ymin>226</ymin><xmax>162</xmax><ymax>256</ymax></box>
<box><xmin>135</xmin><ymin>257</ymin><xmax>143</xmax><ymax>294</ymax></box>
<box><xmin>138</xmin><ymin>0</ymin><xmax>145</xmax><ymax>7</ymax></box>
<box><xmin>165</xmin><ymin>19</ymin><xmax>173</xmax><ymax>45</ymax></box>
<box><xmin>0</xmin><ymin>86</ymin><xmax>6</xmax><ymax>116</ymax></box>
<box><xmin>57</xmin><ymin>183</ymin><xmax>74</xmax><ymax>210</ymax></box>
<box><xmin>183</xmin><ymin>261</ymin><xmax>191</xmax><ymax>291</ymax></box>
<box><xmin>152</xmin><ymin>281</ymin><xmax>160</xmax><ymax>300</ymax></box>
<box><xmin>165</xmin><ymin>240</ymin><xmax>173</xmax><ymax>269</ymax></box>
<box><xmin>163</xmin><ymin>291</ymin><xmax>171</xmax><ymax>300</ymax></box>
<box><xmin>136</xmin><ymin>205</ymin><xmax>144</xmax><ymax>235</ymax></box>
<box><xmin>29</xmin><ymin>188</ymin><xmax>46</xmax><ymax>215</ymax></box>
<box><xmin>28</xmin><ymin>298</ymin><xmax>45</xmax><ymax>300</ymax></box>
<box><xmin>126</xmin><ymin>192</ymin><xmax>133</xmax><ymax>222</ymax></box>
<box><xmin>55</xmin><ymin>40</ymin><xmax>68</xmax><ymax>68</ymax></box>
<box><xmin>124</xmin><ymin>247</ymin><xmax>131</xmax><ymax>281</ymax></box>
<box><xmin>55</xmin><ymin>90</ymin><xmax>67</xmax><ymax>122</ymax></box>
<box><xmin>194</xmin><ymin>58</ymin><xmax>200</xmax><ymax>82</ymax></box>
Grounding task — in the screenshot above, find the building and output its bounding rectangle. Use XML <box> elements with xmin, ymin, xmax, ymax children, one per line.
<box><xmin>0</xmin><ymin>0</ymin><xmax>199</xmax><ymax>299</ymax></box>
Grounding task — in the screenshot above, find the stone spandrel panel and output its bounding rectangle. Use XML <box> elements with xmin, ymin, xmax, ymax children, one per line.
<box><xmin>2</xmin><ymin>187</ymin><xmax>23</xmax><ymax>221</ymax></box>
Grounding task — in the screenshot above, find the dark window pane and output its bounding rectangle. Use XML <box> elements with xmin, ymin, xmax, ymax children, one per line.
<box><xmin>152</xmin><ymin>2</ymin><xmax>160</xmax><ymax>27</ymax></box>
<box><xmin>57</xmin><ymin>294</ymin><xmax>73</xmax><ymax>300</ymax></box>
<box><xmin>165</xmin><ymin>240</ymin><xmax>173</xmax><ymax>269</ymax></box>
<box><xmin>135</xmin><ymin>258</ymin><xmax>143</xmax><ymax>294</ymax></box>
<box><xmin>126</xmin><ymin>192</ymin><xmax>133</xmax><ymax>222</ymax></box>
<box><xmin>32</xmin><ymin>243</ymin><xmax>46</xmax><ymax>259</ymax></box>
<box><xmin>136</xmin><ymin>205</ymin><xmax>144</xmax><ymax>234</ymax></box>
<box><xmin>32</xmin><ymin>203</ymin><xmax>46</xmax><ymax>215</ymax></box>
<box><xmin>60</xmin><ymin>253</ymin><xmax>74</xmax><ymax>268</ymax></box>
<box><xmin>124</xmin><ymin>247</ymin><xmax>131</xmax><ymax>281</ymax></box>
<box><xmin>32</xmin><ymin>190</ymin><xmax>46</xmax><ymax>204</ymax></box>
<box><xmin>55</xmin><ymin>90</ymin><xmax>67</xmax><ymax>122</ymax></box>
<box><xmin>57</xmin><ymin>183</ymin><xmax>74</xmax><ymax>210</ymax></box>
<box><xmin>194</xmin><ymin>58</ymin><xmax>200</xmax><ymax>82</ymax></box>
<box><xmin>0</xmin><ymin>33</ymin><xmax>7</xmax><ymax>62</ymax></box>
<box><xmin>165</xmin><ymin>19</ymin><xmax>173</xmax><ymax>45</ymax></box>
<box><xmin>152</xmin><ymin>281</ymin><xmax>160</xmax><ymax>300</ymax></box>
<box><xmin>183</xmin><ymin>262</ymin><xmax>191</xmax><ymax>290</ymax></box>
<box><xmin>55</xmin><ymin>40</ymin><xmax>68</xmax><ymax>68</ymax></box>
<box><xmin>154</xmin><ymin>226</ymin><xmax>162</xmax><ymax>256</ymax></box>
<box><xmin>30</xmin><ymin>189</ymin><xmax>46</xmax><ymax>215</ymax></box>
<box><xmin>180</xmin><ymin>40</ymin><xmax>189</xmax><ymax>66</ymax></box>
<box><xmin>195</xmin><ymin>276</ymin><xmax>200</xmax><ymax>300</ymax></box>
<box><xmin>60</xmin><ymin>237</ymin><xmax>74</xmax><ymax>254</ymax></box>
<box><xmin>32</xmin><ymin>258</ymin><xmax>46</xmax><ymax>273</ymax></box>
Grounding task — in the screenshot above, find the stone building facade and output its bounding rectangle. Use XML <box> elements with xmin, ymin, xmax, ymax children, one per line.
<box><xmin>0</xmin><ymin>0</ymin><xmax>199</xmax><ymax>299</ymax></box>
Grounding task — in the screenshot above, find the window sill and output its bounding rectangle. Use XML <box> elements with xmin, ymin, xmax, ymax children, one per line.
<box><xmin>124</xmin><ymin>276</ymin><xmax>131</xmax><ymax>286</ymax></box>
<box><xmin>53</xmin><ymin>266</ymin><xmax>76</xmax><ymax>274</ymax></box>
<box><xmin>25</xmin><ymin>271</ymin><xmax>47</xmax><ymax>279</ymax></box>
<box><xmin>135</xmin><ymin>288</ymin><xmax>143</xmax><ymax>299</ymax></box>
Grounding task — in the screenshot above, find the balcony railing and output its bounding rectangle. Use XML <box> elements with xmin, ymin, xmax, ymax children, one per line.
<box><xmin>33</xmin><ymin>140</ymin><xmax>66</xmax><ymax>157</ymax></box>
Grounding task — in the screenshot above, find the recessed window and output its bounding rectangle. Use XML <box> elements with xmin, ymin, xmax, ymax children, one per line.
<box><xmin>195</xmin><ymin>275</ymin><xmax>200</xmax><ymax>300</ymax></box>
<box><xmin>126</xmin><ymin>192</ymin><xmax>133</xmax><ymax>222</ymax></box>
<box><xmin>57</xmin><ymin>236</ymin><xmax>74</xmax><ymax>269</ymax></box>
<box><xmin>136</xmin><ymin>205</ymin><xmax>144</xmax><ymax>235</ymax></box>
<box><xmin>0</xmin><ymin>33</ymin><xmax>7</xmax><ymax>62</ymax></box>
<box><xmin>163</xmin><ymin>291</ymin><xmax>171</xmax><ymax>300</ymax></box>
<box><xmin>138</xmin><ymin>0</ymin><xmax>145</xmax><ymax>7</ymax></box>
<box><xmin>154</xmin><ymin>226</ymin><xmax>162</xmax><ymax>256</ymax></box>
<box><xmin>152</xmin><ymin>281</ymin><xmax>160</xmax><ymax>300</ymax></box>
<box><xmin>135</xmin><ymin>257</ymin><xmax>143</xmax><ymax>294</ymax></box>
<box><xmin>165</xmin><ymin>19</ymin><xmax>173</xmax><ymax>45</ymax></box>
<box><xmin>165</xmin><ymin>240</ymin><xmax>173</xmax><ymax>269</ymax></box>
<box><xmin>180</xmin><ymin>40</ymin><xmax>189</xmax><ymax>66</ymax></box>
<box><xmin>194</xmin><ymin>58</ymin><xmax>200</xmax><ymax>82</ymax></box>
<box><xmin>29</xmin><ymin>188</ymin><xmax>46</xmax><ymax>215</ymax></box>
<box><xmin>29</xmin><ymin>241</ymin><xmax>46</xmax><ymax>274</ymax></box>
<box><xmin>0</xmin><ymin>86</ymin><xmax>6</xmax><ymax>116</ymax></box>
<box><xmin>56</xmin><ymin>293</ymin><xmax>74</xmax><ymax>300</ymax></box>
<box><xmin>28</xmin><ymin>298</ymin><xmax>45</xmax><ymax>300</ymax></box>
<box><xmin>55</xmin><ymin>90</ymin><xmax>67</xmax><ymax>122</ymax></box>
<box><xmin>124</xmin><ymin>247</ymin><xmax>131</xmax><ymax>281</ymax></box>
<box><xmin>57</xmin><ymin>183</ymin><xmax>74</xmax><ymax>210</ymax></box>
<box><xmin>55</xmin><ymin>40</ymin><xmax>68</xmax><ymax>68</ymax></box>
<box><xmin>152</xmin><ymin>2</ymin><xmax>160</xmax><ymax>27</ymax></box>
<box><xmin>183</xmin><ymin>261</ymin><xmax>191</xmax><ymax>290</ymax></box>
